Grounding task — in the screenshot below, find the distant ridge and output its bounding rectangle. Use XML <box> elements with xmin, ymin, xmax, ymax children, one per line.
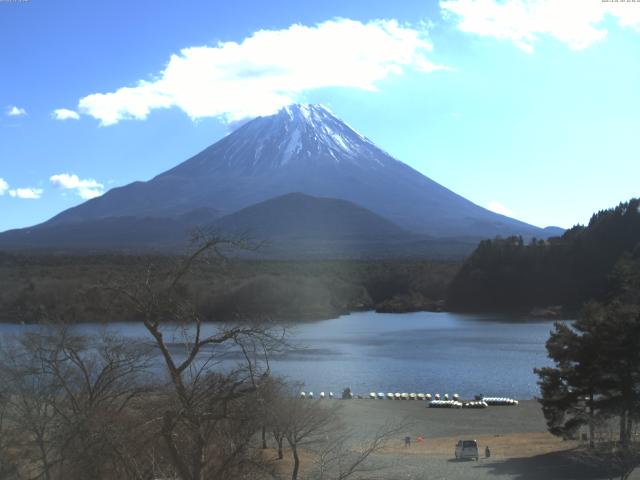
<box><xmin>213</xmin><ymin>192</ymin><xmax>410</xmax><ymax>240</ymax></box>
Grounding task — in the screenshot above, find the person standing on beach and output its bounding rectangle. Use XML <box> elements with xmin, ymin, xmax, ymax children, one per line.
<box><xmin>485</xmin><ymin>446</ymin><xmax>491</xmax><ymax>458</ymax></box>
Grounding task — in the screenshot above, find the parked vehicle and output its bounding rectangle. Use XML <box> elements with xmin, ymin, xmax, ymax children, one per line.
<box><xmin>455</xmin><ymin>439</ymin><xmax>479</xmax><ymax>460</ymax></box>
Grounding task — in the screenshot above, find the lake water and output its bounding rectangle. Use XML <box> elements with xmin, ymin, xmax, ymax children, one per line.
<box><xmin>0</xmin><ymin>311</ymin><xmax>561</xmax><ymax>399</ymax></box>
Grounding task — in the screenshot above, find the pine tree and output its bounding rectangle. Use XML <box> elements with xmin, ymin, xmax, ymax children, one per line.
<box><xmin>535</xmin><ymin>306</ymin><xmax>603</xmax><ymax>443</ymax></box>
<box><xmin>535</xmin><ymin>251</ymin><xmax>640</xmax><ymax>477</ymax></box>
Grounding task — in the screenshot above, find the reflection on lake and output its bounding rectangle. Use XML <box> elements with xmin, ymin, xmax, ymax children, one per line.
<box><xmin>0</xmin><ymin>311</ymin><xmax>562</xmax><ymax>399</ymax></box>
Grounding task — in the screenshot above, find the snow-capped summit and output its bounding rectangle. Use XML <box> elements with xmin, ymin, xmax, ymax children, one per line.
<box><xmin>279</xmin><ymin>103</ymin><xmax>367</xmax><ymax>144</ymax></box>
<box><xmin>38</xmin><ymin>104</ymin><xmax>550</xmax><ymax>239</ymax></box>
<box><xmin>196</xmin><ymin>104</ymin><xmax>390</xmax><ymax>171</ymax></box>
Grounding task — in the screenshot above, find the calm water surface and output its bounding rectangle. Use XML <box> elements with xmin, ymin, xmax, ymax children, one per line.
<box><xmin>278</xmin><ymin>311</ymin><xmax>560</xmax><ymax>399</ymax></box>
<box><xmin>0</xmin><ymin>311</ymin><xmax>561</xmax><ymax>399</ymax></box>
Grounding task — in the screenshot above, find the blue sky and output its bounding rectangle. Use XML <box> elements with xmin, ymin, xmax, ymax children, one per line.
<box><xmin>1</xmin><ymin>0</ymin><xmax>639</xmax><ymax>232</ymax></box>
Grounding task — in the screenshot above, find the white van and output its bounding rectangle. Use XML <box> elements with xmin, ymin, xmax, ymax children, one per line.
<box><xmin>455</xmin><ymin>439</ymin><xmax>479</xmax><ymax>460</ymax></box>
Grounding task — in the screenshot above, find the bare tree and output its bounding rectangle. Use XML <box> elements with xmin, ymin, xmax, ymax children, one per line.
<box><xmin>267</xmin><ymin>390</ymin><xmax>406</xmax><ymax>480</ymax></box>
<box><xmin>0</xmin><ymin>336</ymin><xmax>62</xmax><ymax>480</ymax></box>
<box><xmin>254</xmin><ymin>376</ymin><xmax>288</xmax><ymax>456</ymax></box>
<box><xmin>108</xmin><ymin>233</ymin><xmax>283</xmax><ymax>480</ymax></box>
<box><xmin>0</xmin><ymin>398</ymin><xmax>17</xmax><ymax>479</ymax></box>
<box><xmin>0</xmin><ymin>328</ymin><xmax>154</xmax><ymax>480</ymax></box>
<box><xmin>309</xmin><ymin>421</ymin><xmax>406</xmax><ymax>480</ymax></box>
<box><xmin>272</xmin><ymin>396</ymin><xmax>342</xmax><ymax>480</ymax></box>
<box><xmin>271</xmin><ymin>414</ymin><xmax>287</xmax><ymax>461</ymax></box>
<box><xmin>41</xmin><ymin>331</ymin><xmax>153</xmax><ymax>479</ymax></box>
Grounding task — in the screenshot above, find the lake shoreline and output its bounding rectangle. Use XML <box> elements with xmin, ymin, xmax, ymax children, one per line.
<box><xmin>0</xmin><ymin>304</ymin><xmax>569</xmax><ymax>325</ymax></box>
<box><xmin>0</xmin><ymin>311</ymin><xmax>556</xmax><ymax>400</ymax></box>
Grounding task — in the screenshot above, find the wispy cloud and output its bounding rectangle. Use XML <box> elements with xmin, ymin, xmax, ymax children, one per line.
<box><xmin>487</xmin><ymin>200</ymin><xmax>514</xmax><ymax>217</ymax></box>
<box><xmin>77</xmin><ymin>18</ymin><xmax>448</xmax><ymax>126</ymax></box>
<box><xmin>50</xmin><ymin>173</ymin><xmax>104</xmax><ymax>199</ymax></box>
<box><xmin>0</xmin><ymin>178</ymin><xmax>8</xmax><ymax>195</ymax></box>
<box><xmin>9</xmin><ymin>188</ymin><xmax>43</xmax><ymax>199</ymax></box>
<box><xmin>6</xmin><ymin>106</ymin><xmax>27</xmax><ymax>117</ymax></box>
<box><xmin>53</xmin><ymin>108</ymin><xmax>80</xmax><ymax>120</ymax></box>
<box><xmin>441</xmin><ymin>0</ymin><xmax>640</xmax><ymax>52</ymax></box>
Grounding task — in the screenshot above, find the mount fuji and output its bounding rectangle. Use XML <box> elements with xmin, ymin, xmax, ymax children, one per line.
<box><xmin>0</xmin><ymin>104</ymin><xmax>561</xmax><ymax>254</ymax></box>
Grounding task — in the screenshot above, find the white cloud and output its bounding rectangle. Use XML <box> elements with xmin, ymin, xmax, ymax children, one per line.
<box><xmin>9</xmin><ymin>188</ymin><xmax>43</xmax><ymax>199</ymax></box>
<box><xmin>7</xmin><ymin>106</ymin><xmax>27</xmax><ymax>117</ymax></box>
<box><xmin>50</xmin><ymin>173</ymin><xmax>104</xmax><ymax>199</ymax></box>
<box><xmin>487</xmin><ymin>200</ymin><xmax>514</xmax><ymax>217</ymax></box>
<box><xmin>77</xmin><ymin>18</ymin><xmax>447</xmax><ymax>126</ymax></box>
<box><xmin>440</xmin><ymin>0</ymin><xmax>640</xmax><ymax>52</ymax></box>
<box><xmin>1</xmin><ymin>178</ymin><xmax>43</xmax><ymax>200</ymax></box>
<box><xmin>53</xmin><ymin>108</ymin><xmax>80</xmax><ymax>120</ymax></box>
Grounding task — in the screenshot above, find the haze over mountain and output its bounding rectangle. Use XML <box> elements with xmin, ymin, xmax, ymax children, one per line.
<box><xmin>0</xmin><ymin>104</ymin><xmax>562</xmax><ymax>253</ymax></box>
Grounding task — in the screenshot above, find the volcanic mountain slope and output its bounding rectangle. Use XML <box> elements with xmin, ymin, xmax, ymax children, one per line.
<box><xmin>36</xmin><ymin>104</ymin><xmax>554</xmax><ymax>239</ymax></box>
<box><xmin>213</xmin><ymin>192</ymin><xmax>409</xmax><ymax>240</ymax></box>
<box><xmin>0</xmin><ymin>193</ymin><xmax>409</xmax><ymax>248</ymax></box>
<box><xmin>0</xmin><ymin>193</ymin><xmax>480</xmax><ymax>258</ymax></box>
<box><xmin>209</xmin><ymin>193</ymin><xmax>466</xmax><ymax>258</ymax></box>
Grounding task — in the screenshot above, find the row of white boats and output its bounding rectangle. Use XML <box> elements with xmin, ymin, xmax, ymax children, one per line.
<box><xmin>298</xmin><ymin>391</ymin><xmax>519</xmax><ymax>406</ymax></box>
<box><xmin>427</xmin><ymin>398</ymin><xmax>518</xmax><ymax>409</ymax></box>
<box><xmin>367</xmin><ymin>392</ymin><xmax>461</xmax><ymax>401</ymax></box>
<box><xmin>299</xmin><ymin>391</ymin><xmax>337</xmax><ymax>399</ymax></box>
<box><xmin>480</xmin><ymin>397</ymin><xmax>519</xmax><ymax>406</ymax></box>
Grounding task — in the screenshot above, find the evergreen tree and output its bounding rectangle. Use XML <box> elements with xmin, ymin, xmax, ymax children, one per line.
<box><xmin>535</xmin><ymin>305</ymin><xmax>603</xmax><ymax>443</ymax></box>
<box><xmin>536</xmin><ymin>250</ymin><xmax>640</xmax><ymax>477</ymax></box>
<box><xmin>448</xmin><ymin>198</ymin><xmax>640</xmax><ymax>313</ymax></box>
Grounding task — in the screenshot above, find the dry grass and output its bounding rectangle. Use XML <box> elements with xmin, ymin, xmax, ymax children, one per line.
<box><xmin>260</xmin><ymin>432</ymin><xmax>580</xmax><ymax>479</ymax></box>
<box><xmin>381</xmin><ymin>431</ymin><xmax>578</xmax><ymax>459</ymax></box>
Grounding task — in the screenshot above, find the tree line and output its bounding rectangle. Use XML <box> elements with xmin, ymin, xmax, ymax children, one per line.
<box><xmin>447</xmin><ymin>198</ymin><xmax>640</xmax><ymax>313</ymax></box>
<box><xmin>0</xmin><ymin>252</ymin><xmax>458</xmax><ymax>324</ymax></box>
